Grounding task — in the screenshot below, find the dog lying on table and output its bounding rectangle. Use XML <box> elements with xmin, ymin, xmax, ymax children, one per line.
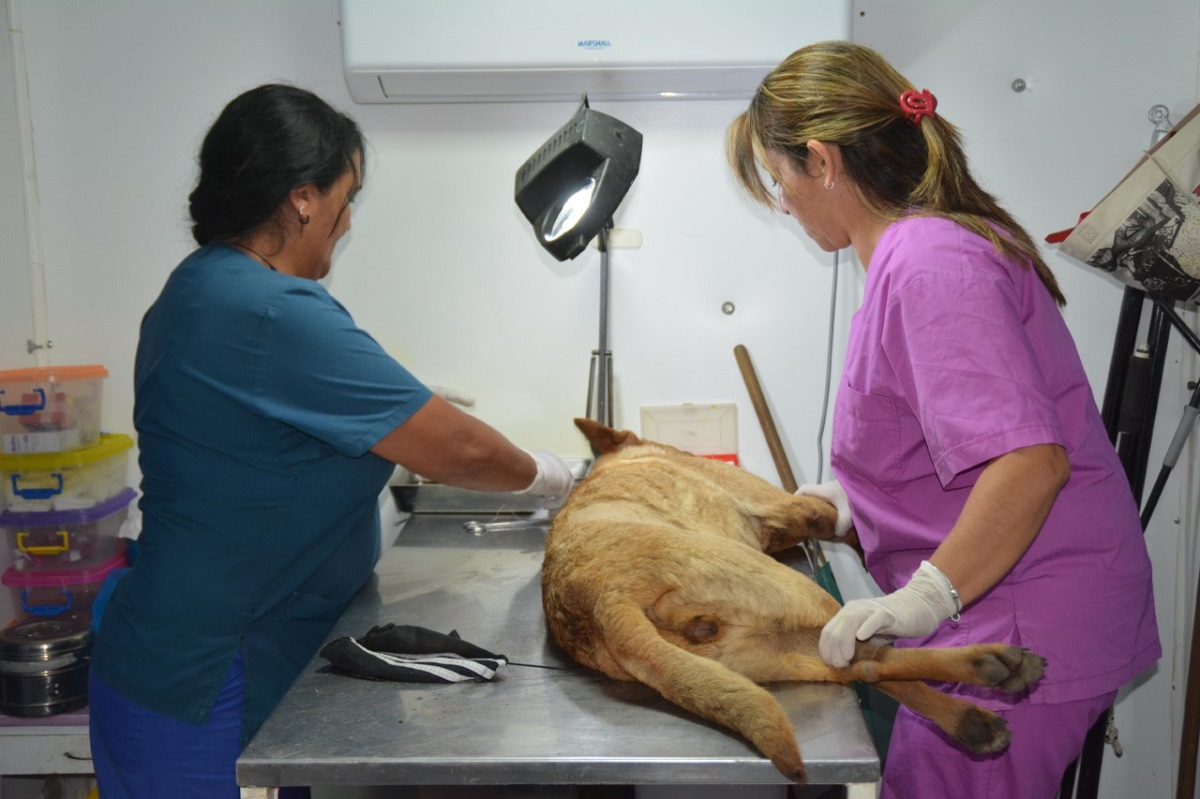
<box><xmin>541</xmin><ymin>418</ymin><xmax>1046</xmax><ymax>784</ymax></box>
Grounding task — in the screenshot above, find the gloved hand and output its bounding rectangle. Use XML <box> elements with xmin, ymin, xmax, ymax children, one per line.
<box><xmin>818</xmin><ymin>560</ymin><xmax>961</xmax><ymax>668</ymax></box>
<box><xmin>796</xmin><ymin>480</ymin><xmax>854</xmax><ymax>538</ymax></box>
<box><xmin>513</xmin><ymin>450</ymin><xmax>575</xmax><ymax>508</ymax></box>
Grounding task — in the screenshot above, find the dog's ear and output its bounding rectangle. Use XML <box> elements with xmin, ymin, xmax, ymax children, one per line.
<box><xmin>573</xmin><ymin>417</ymin><xmax>642</xmax><ymax>453</ymax></box>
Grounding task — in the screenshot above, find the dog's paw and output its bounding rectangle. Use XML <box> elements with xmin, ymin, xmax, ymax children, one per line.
<box><xmin>954</xmin><ymin>707</ymin><xmax>1012</xmax><ymax>754</ymax></box>
<box><xmin>974</xmin><ymin>646</ymin><xmax>1046</xmax><ymax>692</ymax></box>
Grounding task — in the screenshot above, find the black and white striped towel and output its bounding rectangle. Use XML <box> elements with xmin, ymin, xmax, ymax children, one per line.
<box><xmin>319</xmin><ymin>623</ymin><xmax>508</xmax><ymax>683</ymax></box>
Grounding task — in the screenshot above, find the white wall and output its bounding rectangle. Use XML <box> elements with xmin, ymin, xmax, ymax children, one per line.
<box><xmin>0</xmin><ymin>0</ymin><xmax>33</xmax><ymax>366</ymax></box>
<box><xmin>2</xmin><ymin>1</ymin><xmax>1199</xmax><ymax>797</ymax></box>
<box><xmin>11</xmin><ymin>0</ymin><xmax>853</xmax><ymax>473</ymax></box>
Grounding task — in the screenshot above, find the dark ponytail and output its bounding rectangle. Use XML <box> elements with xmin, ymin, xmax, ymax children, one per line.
<box><xmin>188</xmin><ymin>84</ymin><xmax>365</xmax><ymax>246</ymax></box>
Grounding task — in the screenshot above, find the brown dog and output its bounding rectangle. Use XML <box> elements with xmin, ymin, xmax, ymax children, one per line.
<box><xmin>542</xmin><ymin>418</ymin><xmax>1046</xmax><ymax>783</ymax></box>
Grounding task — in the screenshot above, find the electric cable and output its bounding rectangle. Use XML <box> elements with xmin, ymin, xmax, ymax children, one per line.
<box><xmin>816</xmin><ymin>248</ymin><xmax>840</xmax><ymax>483</ymax></box>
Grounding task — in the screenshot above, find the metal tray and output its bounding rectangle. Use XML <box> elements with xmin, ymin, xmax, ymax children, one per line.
<box><xmin>389</xmin><ymin>458</ymin><xmax>590</xmax><ymax>514</ymax></box>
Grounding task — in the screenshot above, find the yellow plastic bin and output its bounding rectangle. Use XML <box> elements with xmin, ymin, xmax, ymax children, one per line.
<box><xmin>0</xmin><ymin>365</ymin><xmax>107</xmax><ymax>455</ymax></box>
<box><xmin>0</xmin><ymin>433</ymin><xmax>133</xmax><ymax>513</ymax></box>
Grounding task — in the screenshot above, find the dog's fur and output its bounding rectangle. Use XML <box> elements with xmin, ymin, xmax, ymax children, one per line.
<box><xmin>542</xmin><ymin>418</ymin><xmax>1046</xmax><ymax>783</ymax></box>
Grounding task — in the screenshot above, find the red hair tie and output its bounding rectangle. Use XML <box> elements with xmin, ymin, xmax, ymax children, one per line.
<box><xmin>900</xmin><ymin>89</ymin><xmax>937</xmax><ymax>125</ymax></box>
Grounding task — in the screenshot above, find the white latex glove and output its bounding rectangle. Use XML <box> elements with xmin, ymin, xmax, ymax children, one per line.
<box><xmin>796</xmin><ymin>480</ymin><xmax>854</xmax><ymax>538</ymax></box>
<box><xmin>818</xmin><ymin>560</ymin><xmax>961</xmax><ymax>668</ymax></box>
<box><xmin>430</xmin><ymin>386</ymin><xmax>476</xmax><ymax>408</ymax></box>
<box><xmin>513</xmin><ymin>450</ymin><xmax>575</xmax><ymax>509</ymax></box>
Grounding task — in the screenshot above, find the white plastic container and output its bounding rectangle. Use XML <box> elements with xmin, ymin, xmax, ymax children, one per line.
<box><xmin>0</xmin><ymin>365</ymin><xmax>108</xmax><ymax>455</ymax></box>
<box><xmin>640</xmin><ymin>403</ymin><xmax>740</xmax><ymax>465</ymax></box>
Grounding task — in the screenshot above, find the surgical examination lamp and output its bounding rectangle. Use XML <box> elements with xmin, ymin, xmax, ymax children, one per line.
<box><xmin>514</xmin><ymin>95</ymin><xmax>643</xmax><ymax>428</ymax></box>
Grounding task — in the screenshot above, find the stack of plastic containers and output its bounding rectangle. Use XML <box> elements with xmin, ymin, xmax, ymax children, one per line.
<box><xmin>0</xmin><ymin>365</ymin><xmax>134</xmax><ymax>717</ymax></box>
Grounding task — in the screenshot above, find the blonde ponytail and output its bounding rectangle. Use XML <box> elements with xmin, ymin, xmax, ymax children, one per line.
<box><xmin>728</xmin><ymin>41</ymin><xmax>1065</xmax><ymax>306</ymax></box>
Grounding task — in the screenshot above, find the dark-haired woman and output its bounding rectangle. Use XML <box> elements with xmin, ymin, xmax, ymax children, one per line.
<box><xmin>88</xmin><ymin>84</ymin><xmax>573</xmax><ymax>798</ymax></box>
<box><xmin>728</xmin><ymin>43</ymin><xmax>1159</xmax><ymax>797</ymax></box>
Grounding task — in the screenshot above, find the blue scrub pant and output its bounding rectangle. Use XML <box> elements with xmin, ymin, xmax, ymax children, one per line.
<box><xmin>88</xmin><ymin>653</ymin><xmax>310</xmax><ymax>799</ymax></box>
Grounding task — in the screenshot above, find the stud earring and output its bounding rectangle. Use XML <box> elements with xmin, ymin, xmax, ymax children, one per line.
<box><xmin>824</xmin><ymin>183</ymin><xmax>834</xmax><ymax>191</ymax></box>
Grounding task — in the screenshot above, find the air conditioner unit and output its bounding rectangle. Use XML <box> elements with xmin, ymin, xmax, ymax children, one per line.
<box><xmin>339</xmin><ymin>0</ymin><xmax>851</xmax><ymax>104</ymax></box>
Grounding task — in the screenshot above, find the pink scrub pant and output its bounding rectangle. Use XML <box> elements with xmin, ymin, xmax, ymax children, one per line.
<box><xmin>881</xmin><ymin>690</ymin><xmax>1117</xmax><ymax>799</ymax></box>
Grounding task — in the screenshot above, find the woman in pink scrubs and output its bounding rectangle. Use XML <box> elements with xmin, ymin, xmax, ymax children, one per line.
<box><xmin>727</xmin><ymin>41</ymin><xmax>1160</xmax><ymax>798</ymax></box>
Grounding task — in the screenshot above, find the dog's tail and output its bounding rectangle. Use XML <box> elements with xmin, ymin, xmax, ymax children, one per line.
<box><xmin>596</xmin><ymin>599</ymin><xmax>806</xmax><ymax>783</ymax></box>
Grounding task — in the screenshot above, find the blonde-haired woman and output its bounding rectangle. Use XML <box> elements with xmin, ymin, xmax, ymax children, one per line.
<box><xmin>729</xmin><ymin>41</ymin><xmax>1159</xmax><ymax>798</ymax></box>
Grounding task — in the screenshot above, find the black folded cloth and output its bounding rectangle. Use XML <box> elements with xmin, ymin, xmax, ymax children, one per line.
<box><xmin>319</xmin><ymin>623</ymin><xmax>508</xmax><ymax>683</ymax></box>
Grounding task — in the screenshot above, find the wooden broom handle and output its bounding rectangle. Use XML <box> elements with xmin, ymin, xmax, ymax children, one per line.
<box><xmin>734</xmin><ymin>344</ymin><xmax>799</xmax><ymax>493</ymax></box>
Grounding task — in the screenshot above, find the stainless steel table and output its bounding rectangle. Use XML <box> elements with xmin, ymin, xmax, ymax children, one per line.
<box><xmin>237</xmin><ymin>512</ymin><xmax>880</xmax><ymax>797</ymax></box>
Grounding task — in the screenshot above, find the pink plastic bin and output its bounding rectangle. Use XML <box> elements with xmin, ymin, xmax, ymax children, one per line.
<box><xmin>2</xmin><ymin>539</ymin><xmax>128</xmax><ymax>623</ymax></box>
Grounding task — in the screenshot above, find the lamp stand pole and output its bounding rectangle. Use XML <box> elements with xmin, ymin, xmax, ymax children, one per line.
<box><xmin>586</xmin><ymin>221</ymin><xmax>614</xmax><ymax>429</ymax></box>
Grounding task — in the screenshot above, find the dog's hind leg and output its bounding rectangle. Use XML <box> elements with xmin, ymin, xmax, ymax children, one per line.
<box><xmin>871</xmin><ymin>679</ymin><xmax>1013</xmax><ymax>753</ymax></box>
<box><xmin>755</xmin><ymin>494</ymin><xmax>840</xmax><ymax>552</ymax></box>
<box><xmin>742</xmin><ymin>638</ymin><xmax>1042</xmax><ymax>754</ymax></box>
<box><xmin>803</xmin><ymin>641</ymin><xmax>1044</xmax><ymax>754</ymax></box>
<box><xmin>768</xmin><ymin>641</ymin><xmax>1044</xmax><ymax>693</ymax></box>
<box><xmin>845</xmin><ymin>641</ymin><xmax>1045</xmax><ymax>692</ymax></box>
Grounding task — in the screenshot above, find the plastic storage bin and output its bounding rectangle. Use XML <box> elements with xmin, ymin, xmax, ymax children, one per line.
<box><xmin>0</xmin><ymin>365</ymin><xmax>107</xmax><ymax>455</ymax></box>
<box><xmin>640</xmin><ymin>403</ymin><xmax>740</xmax><ymax>465</ymax></box>
<box><xmin>1</xmin><ymin>487</ymin><xmax>137</xmax><ymax>569</ymax></box>
<box><xmin>0</xmin><ymin>433</ymin><xmax>133</xmax><ymax>513</ymax></box>
<box><xmin>2</xmin><ymin>538</ymin><xmax>127</xmax><ymax>622</ymax></box>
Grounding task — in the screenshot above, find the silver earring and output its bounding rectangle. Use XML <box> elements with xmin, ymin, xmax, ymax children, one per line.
<box><xmin>824</xmin><ymin>183</ymin><xmax>834</xmax><ymax>191</ymax></box>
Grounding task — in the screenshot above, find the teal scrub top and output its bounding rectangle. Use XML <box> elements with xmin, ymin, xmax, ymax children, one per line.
<box><xmin>91</xmin><ymin>244</ymin><xmax>433</xmax><ymax>743</ymax></box>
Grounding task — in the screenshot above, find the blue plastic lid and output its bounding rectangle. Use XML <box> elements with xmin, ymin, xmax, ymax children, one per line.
<box><xmin>0</xmin><ymin>487</ymin><xmax>137</xmax><ymax>527</ymax></box>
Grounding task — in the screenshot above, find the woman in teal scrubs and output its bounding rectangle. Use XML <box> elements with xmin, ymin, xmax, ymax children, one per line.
<box><xmin>88</xmin><ymin>84</ymin><xmax>574</xmax><ymax>799</ymax></box>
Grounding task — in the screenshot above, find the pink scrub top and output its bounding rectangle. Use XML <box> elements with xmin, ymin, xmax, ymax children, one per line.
<box><xmin>832</xmin><ymin>216</ymin><xmax>1160</xmax><ymax>708</ymax></box>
